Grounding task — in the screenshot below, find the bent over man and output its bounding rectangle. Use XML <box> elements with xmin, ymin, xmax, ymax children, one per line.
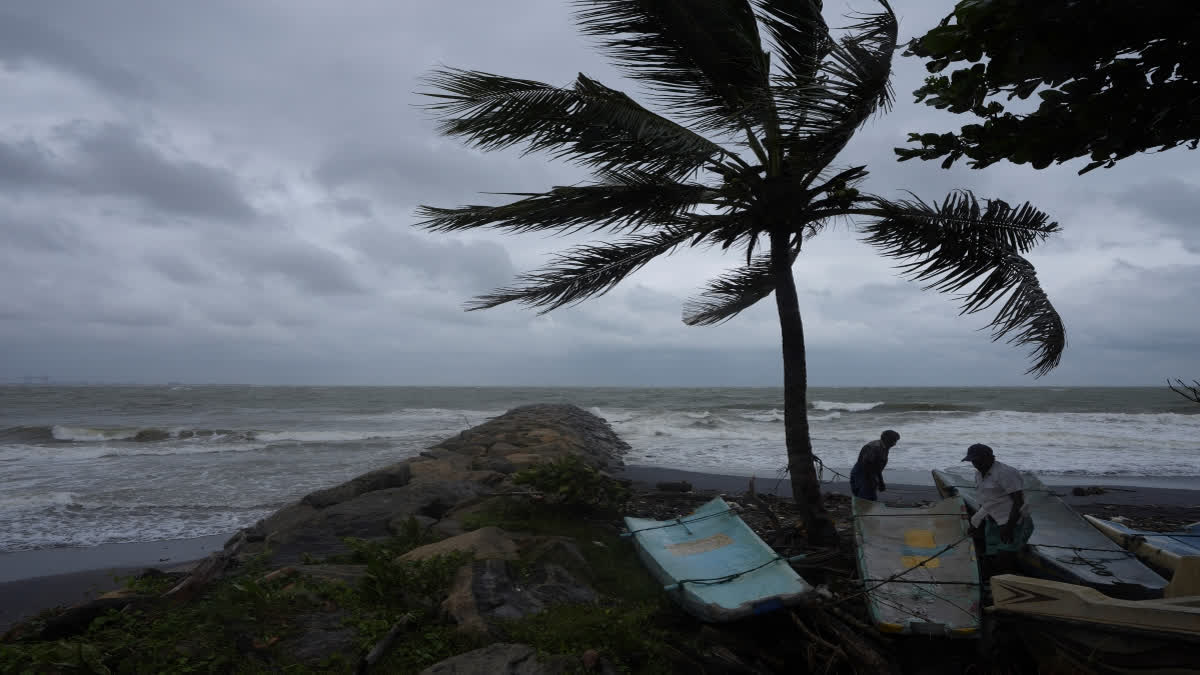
<box><xmin>850</xmin><ymin>429</ymin><xmax>899</xmax><ymax>501</ymax></box>
<box><xmin>963</xmin><ymin>443</ymin><xmax>1035</xmax><ymax>576</ymax></box>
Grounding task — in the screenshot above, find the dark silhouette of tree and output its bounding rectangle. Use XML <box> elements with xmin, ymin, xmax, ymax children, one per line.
<box><xmin>897</xmin><ymin>0</ymin><xmax>1200</xmax><ymax>174</ymax></box>
<box><xmin>417</xmin><ymin>0</ymin><xmax>1065</xmax><ymax>543</ymax></box>
<box><xmin>1168</xmin><ymin>379</ymin><xmax>1200</xmax><ymax>404</ymax></box>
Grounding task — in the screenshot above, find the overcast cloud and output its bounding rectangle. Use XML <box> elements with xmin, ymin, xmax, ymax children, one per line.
<box><xmin>1</xmin><ymin>1</ymin><xmax>1197</xmax><ymax>386</ymax></box>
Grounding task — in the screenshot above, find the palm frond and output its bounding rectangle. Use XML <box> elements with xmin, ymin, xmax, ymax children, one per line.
<box><xmin>682</xmin><ymin>235</ymin><xmax>802</xmax><ymax>325</ymax></box>
<box><xmin>753</xmin><ymin>0</ymin><xmax>830</xmax><ymax>86</ymax></box>
<box><xmin>420</xmin><ymin>69</ymin><xmax>733</xmax><ymax>178</ymax></box>
<box><xmin>468</xmin><ymin>227</ymin><xmax>701</xmax><ymax>312</ymax></box>
<box><xmin>861</xmin><ymin>191</ymin><xmax>1065</xmax><ymax>376</ymax></box>
<box><xmin>416</xmin><ymin>169</ymin><xmax>721</xmax><ymax>236</ymax></box>
<box><xmin>777</xmin><ymin>2</ymin><xmax>897</xmax><ymax>166</ymax></box>
<box><xmin>573</xmin><ymin>0</ymin><xmax>769</xmax><ymax>134</ymax></box>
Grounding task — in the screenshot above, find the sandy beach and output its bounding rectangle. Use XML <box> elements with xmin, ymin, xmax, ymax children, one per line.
<box><xmin>0</xmin><ymin>534</ymin><xmax>227</xmax><ymax>633</ymax></box>
<box><xmin>2</xmin><ymin>465</ymin><xmax>1196</xmax><ymax>634</ymax></box>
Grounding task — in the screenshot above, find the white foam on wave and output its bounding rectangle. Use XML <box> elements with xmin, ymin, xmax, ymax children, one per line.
<box><xmin>0</xmin><ymin>491</ymin><xmax>80</xmax><ymax>511</ymax></box>
<box><xmin>615</xmin><ymin>406</ymin><xmax>1200</xmax><ymax>479</ymax></box>
<box><xmin>812</xmin><ymin>400</ymin><xmax>884</xmax><ymax>412</ymax></box>
<box><xmin>51</xmin><ymin>425</ymin><xmax>134</xmax><ymax>442</ymax></box>
<box><xmin>1</xmin><ymin>506</ymin><xmax>270</xmax><ymax>552</ymax></box>
<box><xmin>0</xmin><ymin>440</ymin><xmax>276</xmax><ymax>463</ymax></box>
<box><xmin>739</xmin><ymin>409</ymin><xmax>783</xmax><ymax>423</ymax></box>
<box><xmin>589</xmin><ymin>407</ymin><xmax>636</xmax><ymax>423</ymax></box>
<box><xmin>255</xmin><ymin>430</ymin><xmax>395</xmax><ymax>443</ymax></box>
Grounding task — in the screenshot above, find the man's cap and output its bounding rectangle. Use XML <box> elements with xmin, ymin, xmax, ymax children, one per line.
<box><xmin>962</xmin><ymin>443</ymin><xmax>993</xmax><ymax>462</ymax></box>
<box><xmin>881</xmin><ymin>429</ymin><xmax>900</xmax><ymax>444</ymax></box>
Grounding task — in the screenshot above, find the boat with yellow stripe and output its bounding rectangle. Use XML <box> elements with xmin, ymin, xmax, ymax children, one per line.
<box><xmin>851</xmin><ymin>496</ymin><xmax>982</xmax><ymax>637</ymax></box>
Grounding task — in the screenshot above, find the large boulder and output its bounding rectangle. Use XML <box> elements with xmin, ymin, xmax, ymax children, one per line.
<box><xmin>252</xmin><ymin>481</ymin><xmax>488</xmax><ymax>564</ymax></box>
<box><xmin>398</xmin><ymin>527</ymin><xmax>520</xmax><ymax>563</ymax></box>
<box><xmin>442</xmin><ymin>558</ymin><xmax>597</xmax><ymax>635</ymax></box>
<box><xmin>419</xmin><ymin>643</ymin><xmax>578</xmax><ymax>675</ymax></box>
<box><xmin>301</xmin><ymin>462</ymin><xmax>412</xmax><ymax>508</ymax></box>
<box><xmin>277</xmin><ymin>610</ymin><xmax>356</xmax><ymax>669</ymax></box>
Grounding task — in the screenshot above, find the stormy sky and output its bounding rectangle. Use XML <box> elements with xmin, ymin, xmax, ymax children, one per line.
<box><xmin>1</xmin><ymin>1</ymin><xmax>1197</xmax><ymax>387</ymax></box>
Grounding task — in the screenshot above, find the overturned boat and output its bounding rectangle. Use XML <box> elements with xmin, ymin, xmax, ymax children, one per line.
<box><xmin>852</xmin><ymin>496</ymin><xmax>982</xmax><ymax>637</ymax></box>
<box><xmin>932</xmin><ymin>468</ymin><xmax>1168</xmax><ymax>599</ymax></box>
<box><xmin>623</xmin><ymin>496</ymin><xmax>813</xmax><ymax>622</ymax></box>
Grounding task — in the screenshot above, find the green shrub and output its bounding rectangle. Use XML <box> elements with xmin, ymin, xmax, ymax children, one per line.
<box><xmin>512</xmin><ymin>456</ymin><xmax>629</xmax><ymax>514</ymax></box>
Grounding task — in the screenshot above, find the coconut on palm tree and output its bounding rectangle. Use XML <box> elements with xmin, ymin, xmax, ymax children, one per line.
<box><xmin>416</xmin><ymin>0</ymin><xmax>1065</xmax><ymax>543</ymax></box>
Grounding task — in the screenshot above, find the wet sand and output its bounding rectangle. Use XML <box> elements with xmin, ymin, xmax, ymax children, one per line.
<box><xmin>0</xmin><ymin>534</ymin><xmax>226</xmax><ymax>633</ymax></box>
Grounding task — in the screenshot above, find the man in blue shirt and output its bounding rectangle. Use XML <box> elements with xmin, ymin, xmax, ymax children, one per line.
<box><xmin>850</xmin><ymin>430</ymin><xmax>899</xmax><ymax>501</ymax></box>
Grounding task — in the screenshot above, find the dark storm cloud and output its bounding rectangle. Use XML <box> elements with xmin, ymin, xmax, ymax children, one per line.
<box><xmin>1</xmin><ymin>210</ymin><xmax>89</xmax><ymax>254</ymax></box>
<box><xmin>331</xmin><ymin>198</ymin><xmax>374</xmax><ymax>218</ymax></box>
<box><xmin>63</xmin><ymin>123</ymin><xmax>256</xmax><ymax>222</ymax></box>
<box><xmin>314</xmin><ymin>138</ymin><xmax>571</xmax><ymax>208</ymax></box>
<box><xmin>343</xmin><ymin>221</ymin><xmax>515</xmax><ymax>292</ymax></box>
<box><xmin>0</xmin><ymin>10</ymin><xmax>151</xmax><ymax>98</ymax></box>
<box><xmin>1118</xmin><ymin>178</ymin><xmax>1200</xmax><ymax>251</ymax></box>
<box><xmin>0</xmin><ymin>124</ymin><xmax>256</xmax><ymax>223</ymax></box>
<box><xmin>221</xmin><ymin>240</ymin><xmax>367</xmax><ymax>297</ymax></box>
<box><xmin>0</xmin><ymin>137</ymin><xmax>58</xmax><ymax>186</ymax></box>
<box><xmin>145</xmin><ymin>252</ymin><xmax>212</xmax><ymax>286</ymax></box>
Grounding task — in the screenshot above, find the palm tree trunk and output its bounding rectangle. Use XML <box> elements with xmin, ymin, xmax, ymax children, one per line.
<box><xmin>769</xmin><ymin>231</ymin><xmax>837</xmax><ymax>545</ymax></box>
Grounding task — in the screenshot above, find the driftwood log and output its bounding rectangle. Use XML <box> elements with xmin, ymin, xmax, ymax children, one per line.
<box><xmin>162</xmin><ymin>532</ymin><xmax>246</xmax><ymax>602</ymax></box>
<box><xmin>357</xmin><ymin>614</ymin><xmax>415</xmax><ymax>674</ymax></box>
<box><xmin>810</xmin><ymin>610</ymin><xmax>899</xmax><ymax>675</ymax></box>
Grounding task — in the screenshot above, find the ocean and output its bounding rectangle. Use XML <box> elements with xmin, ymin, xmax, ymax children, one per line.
<box><xmin>1</xmin><ymin>385</ymin><xmax>1197</xmax><ymax>553</ymax></box>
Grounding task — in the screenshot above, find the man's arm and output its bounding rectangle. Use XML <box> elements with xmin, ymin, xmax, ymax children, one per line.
<box><xmin>1000</xmin><ymin>491</ymin><xmax>1025</xmax><ymax>543</ymax></box>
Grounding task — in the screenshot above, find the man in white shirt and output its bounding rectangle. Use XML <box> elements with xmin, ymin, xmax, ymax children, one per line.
<box><xmin>963</xmin><ymin>443</ymin><xmax>1034</xmax><ymax>574</ymax></box>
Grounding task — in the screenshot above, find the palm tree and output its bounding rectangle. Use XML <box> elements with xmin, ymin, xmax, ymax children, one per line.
<box><xmin>416</xmin><ymin>0</ymin><xmax>1065</xmax><ymax>543</ymax></box>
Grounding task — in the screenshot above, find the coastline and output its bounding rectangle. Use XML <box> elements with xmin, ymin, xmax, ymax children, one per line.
<box><xmin>3</xmin><ymin>465</ymin><xmax>1197</xmax><ymax>634</ymax></box>
<box><xmin>0</xmin><ymin>534</ymin><xmax>227</xmax><ymax>632</ymax></box>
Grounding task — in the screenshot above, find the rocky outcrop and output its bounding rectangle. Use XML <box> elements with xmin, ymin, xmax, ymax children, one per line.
<box><xmin>431</xmin><ymin>404</ymin><xmax>629</xmax><ymax>471</ymax></box>
<box><xmin>85</xmin><ymin>404</ymin><xmax>630</xmax><ymax>670</ymax></box>
<box><xmin>224</xmin><ymin>404</ymin><xmax>627</xmax><ymax>566</ymax></box>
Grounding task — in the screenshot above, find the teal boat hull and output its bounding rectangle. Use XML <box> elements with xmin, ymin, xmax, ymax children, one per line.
<box><xmin>852</xmin><ymin>496</ymin><xmax>982</xmax><ymax>637</ymax></box>
<box><xmin>624</xmin><ymin>496</ymin><xmax>813</xmax><ymax>622</ymax></box>
<box><xmin>932</xmin><ymin>468</ymin><xmax>1168</xmax><ymax>600</ymax></box>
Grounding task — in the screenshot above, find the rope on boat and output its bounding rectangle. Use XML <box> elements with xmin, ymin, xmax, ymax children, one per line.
<box><xmin>672</xmin><ymin>555</ymin><xmax>786</xmax><ymax>587</ymax></box>
<box><xmin>826</xmin><ymin>534</ymin><xmax>975</xmax><ymax>608</ymax></box>
<box><xmin>666</xmin><ymin>549</ymin><xmax>844</xmax><ymax>589</ymax></box>
<box><xmin>1034</xmin><ymin>544</ymin><xmax>1137</xmax><ymax>555</ymax></box>
<box><xmin>621</xmin><ymin>508</ymin><xmax>737</xmax><ymax>536</ymax></box>
<box><xmin>857</xmin><ymin>579</ymin><xmax>980</xmax><ymax>585</ymax></box>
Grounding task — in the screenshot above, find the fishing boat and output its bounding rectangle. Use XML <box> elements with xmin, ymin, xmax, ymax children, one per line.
<box><xmin>852</xmin><ymin>496</ymin><xmax>982</xmax><ymax>637</ymax></box>
<box><xmin>989</xmin><ymin>573</ymin><xmax>1200</xmax><ymax>674</ymax></box>
<box><xmin>932</xmin><ymin>469</ymin><xmax>1168</xmax><ymax>599</ymax></box>
<box><xmin>1084</xmin><ymin>515</ymin><xmax>1200</xmax><ymax>577</ymax></box>
<box><xmin>623</xmin><ymin>496</ymin><xmax>813</xmax><ymax>622</ymax></box>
